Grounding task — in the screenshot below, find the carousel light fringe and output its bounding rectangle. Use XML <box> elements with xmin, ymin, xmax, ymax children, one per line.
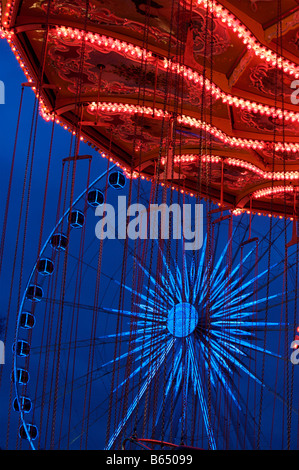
<box><xmin>6</xmin><ymin>84</ymin><xmax>298</xmax><ymax>218</ymax></box>
<box><xmin>56</xmin><ymin>26</ymin><xmax>153</xmax><ymax>61</ymax></box>
<box><xmin>252</xmin><ymin>185</ymin><xmax>294</xmax><ymax>199</ymax></box>
<box><xmin>194</xmin><ymin>0</ymin><xmax>299</xmax><ymax>79</ymax></box>
<box><xmin>55</xmin><ymin>26</ymin><xmax>299</xmax><ymax>124</ymax></box>
<box><xmin>2</xmin><ymin>27</ymin><xmax>299</xmax><ymax>165</ymax></box>
<box><xmin>3</xmin><ymin>1</ymin><xmax>298</xmax><ymax>79</ymax></box>
<box><xmin>1</xmin><ymin>24</ymin><xmax>297</xmax><ymax>220</ymax></box>
<box><xmin>40</xmin><ymin>99</ymin><xmax>299</xmax><ymax>205</ymax></box>
<box><xmin>88</xmin><ymin>101</ymin><xmax>299</xmax><ymax>154</ymax></box>
<box><xmin>162</xmin><ymin>154</ymin><xmax>299</xmax><ymax>181</ymax></box>
<box><xmin>1</xmin><ymin>1</ymin><xmax>14</xmax><ymax>28</ymax></box>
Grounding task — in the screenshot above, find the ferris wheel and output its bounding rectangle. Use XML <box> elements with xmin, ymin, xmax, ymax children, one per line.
<box><xmin>11</xmin><ymin>164</ymin><xmax>299</xmax><ymax>450</ymax></box>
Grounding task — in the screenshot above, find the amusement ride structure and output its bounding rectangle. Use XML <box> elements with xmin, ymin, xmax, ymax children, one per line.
<box><xmin>0</xmin><ymin>0</ymin><xmax>299</xmax><ymax>450</ymax></box>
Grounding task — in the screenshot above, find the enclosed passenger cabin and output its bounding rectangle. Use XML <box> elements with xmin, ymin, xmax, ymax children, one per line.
<box><xmin>50</xmin><ymin>233</ymin><xmax>68</xmax><ymax>251</ymax></box>
<box><xmin>20</xmin><ymin>312</ymin><xmax>36</xmax><ymax>329</ymax></box>
<box><xmin>26</xmin><ymin>285</ymin><xmax>43</xmax><ymax>302</ymax></box>
<box><xmin>87</xmin><ymin>189</ymin><xmax>104</xmax><ymax>207</ymax></box>
<box><xmin>70</xmin><ymin>210</ymin><xmax>85</xmax><ymax>228</ymax></box>
<box><xmin>37</xmin><ymin>258</ymin><xmax>54</xmax><ymax>275</ymax></box>
<box><xmin>108</xmin><ymin>171</ymin><xmax>126</xmax><ymax>190</ymax></box>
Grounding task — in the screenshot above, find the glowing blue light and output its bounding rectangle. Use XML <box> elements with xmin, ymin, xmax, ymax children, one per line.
<box><xmin>100</xmin><ymin>235</ymin><xmax>283</xmax><ymax>450</ymax></box>
<box><xmin>167</xmin><ymin>302</ymin><xmax>198</xmax><ymax>337</ymax></box>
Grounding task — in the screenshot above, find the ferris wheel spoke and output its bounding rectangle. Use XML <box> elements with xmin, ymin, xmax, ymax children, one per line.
<box><xmin>191</xmin><ymin>236</ymin><xmax>207</xmax><ymax>305</ymax></box>
<box><xmin>105</xmin><ymin>337</ymin><xmax>175</xmax><ymax>450</ymax></box>
<box><xmin>209</xmin><ymin>225</ymin><xmax>241</xmax><ymax>286</ymax></box>
<box><xmin>216</xmin><ymin>334</ymin><xmax>281</xmax><ymax>360</ymax></box>
<box><xmin>30</xmin><ymin>338</ymin><xmax>102</xmax><ymax>355</ymax></box>
<box><xmin>224</xmin><ymin>218</ymin><xmax>281</xmax><ymax>289</ymax></box>
<box><xmin>100</xmin><ymin>305</ymin><xmax>166</xmax><ymax>322</ymax></box>
<box><xmin>97</xmin><ymin>325</ymin><xmax>166</xmax><ymax>344</ymax></box>
<box><xmin>154</xmin><ymin>345</ymin><xmax>183</xmax><ymax>424</ymax></box>
<box><xmin>201</xmin><ymin>332</ymin><xmax>264</xmax><ymax>388</ymax></box>
<box><xmin>58</xmin><ymin>393</ymin><xmax>111</xmax><ymax>449</ymax></box>
<box><xmin>33</xmin><ymin>363</ymin><xmax>113</xmax><ymax>411</ymax></box>
<box><xmin>139</xmin><ymin>344</ymin><xmax>184</xmax><ymax>441</ymax></box>
<box><xmin>182</xmin><ymin>252</ymin><xmax>190</xmax><ymax>302</ymax></box>
<box><xmin>133</xmin><ymin>255</ymin><xmax>177</xmax><ymax>305</ymax></box>
<box><xmin>197</xmin><ymin>337</ymin><xmax>242</xmax><ymax>414</ymax></box>
<box><xmin>210</xmin><ymin>293</ymin><xmax>280</xmax><ymax>318</ymax></box>
<box><xmin>209</xmin><ymin>353</ymin><xmax>240</xmax><ymax>410</ymax></box>
<box><xmin>100</xmin><ymin>330</ymin><xmax>171</xmax><ymax>386</ymax></box>
<box><xmin>186</xmin><ymin>338</ymin><xmax>217</xmax><ymax>449</ymax></box>
<box><xmin>209</xmin><ymin>263</ymin><xmax>276</xmax><ymax>311</ymax></box>
<box><xmin>41</xmin><ymin>296</ymin><xmax>112</xmax><ymax>314</ymax></box>
<box><xmin>216</xmin><ymin>380</ymin><xmax>257</xmax><ymax>449</ymax></box>
<box><xmin>156</xmin><ymin>244</ymin><xmax>185</xmax><ymax>301</ymax></box>
<box><xmin>110</xmin><ymin>277</ymin><xmax>170</xmax><ymax>311</ymax></box>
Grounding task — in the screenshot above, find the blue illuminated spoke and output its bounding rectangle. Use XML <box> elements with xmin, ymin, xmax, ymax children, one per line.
<box><xmin>102</xmin><ymin>236</ymin><xmax>285</xmax><ymax>449</ymax></box>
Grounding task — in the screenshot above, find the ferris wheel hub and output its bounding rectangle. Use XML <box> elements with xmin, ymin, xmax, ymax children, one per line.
<box><xmin>167</xmin><ymin>302</ymin><xmax>198</xmax><ymax>338</ymax></box>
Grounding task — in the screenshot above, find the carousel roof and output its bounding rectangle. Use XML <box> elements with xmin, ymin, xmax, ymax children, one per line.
<box><xmin>2</xmin><ymin>0</ymin><xmax>299</xmax><ymax>216</ymax></box>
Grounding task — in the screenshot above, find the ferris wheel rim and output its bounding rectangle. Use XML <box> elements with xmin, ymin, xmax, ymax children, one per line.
<box><xmin>13</xmin><ymin>164</ymin><xmax>117</xmax><ymax>449</ymax></box>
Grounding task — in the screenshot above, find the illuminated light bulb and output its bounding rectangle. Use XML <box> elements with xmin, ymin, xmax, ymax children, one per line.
<box><xmin>55</xmin><ymin>26</ymin><xmax>297</xmax><ymax>123</ymax></box>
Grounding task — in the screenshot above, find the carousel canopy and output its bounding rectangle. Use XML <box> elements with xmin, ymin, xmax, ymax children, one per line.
<box><xmin>2</xmin><ymin>0</ymin><xmax>299</xmax><ymax>216</ymax></box>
